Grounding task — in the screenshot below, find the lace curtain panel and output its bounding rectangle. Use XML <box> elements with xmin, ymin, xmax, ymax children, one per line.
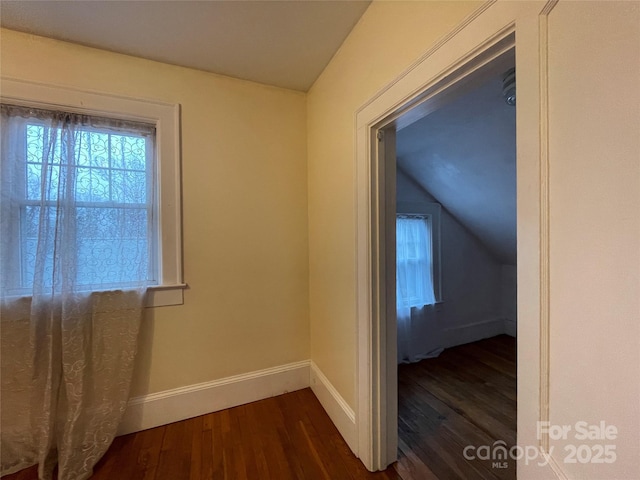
<box><xmin>0</xmin><ymin>105</ymin><xmax>152</xmax><ymax>479</ymax></box>
<box><xmin>396</xmin><ymin>216</ymin><xmax>441</xmax><ymax>363</ymax></box>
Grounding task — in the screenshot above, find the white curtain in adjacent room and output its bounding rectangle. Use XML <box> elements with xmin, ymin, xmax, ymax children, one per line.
<box><xmin>396</xmin><ymin>216</ymin><xmax>442</xmax><ymax>363</ymax></box>
<box><xmin>0</xmin><ymin>104</ymin><xmax>153</xmax><ymax>480</ymax></box>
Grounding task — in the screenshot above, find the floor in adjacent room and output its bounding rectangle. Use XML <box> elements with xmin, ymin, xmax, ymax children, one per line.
<box><xmin>396</xmin><ymin>334</ymin><xmax>517</xmax><ymax>480</ymax></box>
<box><xmin>5</xmin><ymin>335</ymin><xmax>516</xmax><ymax>480</ymax></box>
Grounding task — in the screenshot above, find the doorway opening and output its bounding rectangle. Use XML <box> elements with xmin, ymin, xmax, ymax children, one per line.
<box><xmin>392</xmin><ymin>55</ymin><xmax>517</xmax><ymax>478</ymax></box>
<box><xmin>355</xmin><ymin>33</ymin><xmax>520</xmax><ymax>473</ymax></box>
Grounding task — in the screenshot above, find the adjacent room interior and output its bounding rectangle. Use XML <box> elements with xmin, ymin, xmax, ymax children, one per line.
<box><xmin>393</xmin><ymin>60</ymin><xmax>517</xmax><ymax>478</ymax></box>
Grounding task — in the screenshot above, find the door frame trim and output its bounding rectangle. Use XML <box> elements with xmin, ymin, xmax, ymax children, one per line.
<box><xmin>353</xmin><ymin>1</ymin><xmax>561</xmax><ymax>476</ymax></box>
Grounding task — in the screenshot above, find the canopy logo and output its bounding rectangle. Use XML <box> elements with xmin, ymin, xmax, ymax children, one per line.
<box><xmin>463</xmin><ymin>421</ymin><xmax>618</xmax><ymax>469</ymax></box>
<box><xmin>462</xmin><ymin>440</ymin><xmax>551</xmax><ymax>468</ymax></box>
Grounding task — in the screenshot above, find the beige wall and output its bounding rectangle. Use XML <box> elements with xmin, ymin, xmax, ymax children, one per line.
<box><xmin>546</xmin><ymin>1</ymin><xmax>640</xmax><ymax>475</ymax></box>
<box><xmin>0</xmin><ymin>0</ymin><xmax>482</xmax><ymax>407</ymax></box>
<box><xmin>307</xmin><ymin>1</ymin><xmax>481</xmax><ymax>407</ymax></box>
<box><xmin>0</xmin><ymin>28</ymin><xmax>310</xmax><ymax>397</ymax></box>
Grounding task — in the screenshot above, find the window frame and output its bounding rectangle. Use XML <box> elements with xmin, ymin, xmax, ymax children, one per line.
<box><xmin>1</xmin><ymin>77</ymin><xmax>185</xmax><ymax>307</ymax></box>
<box><xmin>396</xmin><ymin>201</ymin><xmax>442</xmax><ymax>302</ymax></box>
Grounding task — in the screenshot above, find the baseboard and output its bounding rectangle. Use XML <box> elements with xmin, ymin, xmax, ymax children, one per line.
<box><xmin>309</xmin><ymin>361</ymin><xmax>357</xmax><ymax>455</ymax></box>
<box><xmin>504</xmin><ymin>319</ymin><xmax>517</xmax><ymax>337</ymax></box>
<box><xmin>118</xmin><ymin>360</ymin><xmax>310</xmax><ymax>436</ymax></box>
<box><xmin>444</xmin><ymin>318</ymin><xmax>507</xmax><ymax>348</ymax></box>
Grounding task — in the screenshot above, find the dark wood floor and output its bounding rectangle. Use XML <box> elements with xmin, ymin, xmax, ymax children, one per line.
<box><xmin>6</xmin><ymin>335</ymin><xmax>516</xmax><ymax>480</ymax></box>
<box><xmin>6</xmin><ymin>389</ymin><xmax>399</xmax><ymax>480</ymax></box>
<box><xmin>396</xmin><ymin>334</ymin><xmax>516</xmax><ymax>480</ymax></box>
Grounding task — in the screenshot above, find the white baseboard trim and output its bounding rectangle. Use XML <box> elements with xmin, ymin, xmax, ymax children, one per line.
<box><xmin>118</xmin><ymin>360</ymin><xmax>310</xmax><ymax>436</ymax></box>
<box><xmin>444</xmin><ymin>318</ymin><xmax>507</xmax><ymax>348</ymax></box>
<box><xmin>504</xmin><ymin>319</ymin><xmax>517</xmax><ymax>337</ymax></box>
<box><xmin>309</xmin><ymin>361</ymin><xmax>357</xmax><ymax>455</ymax></box>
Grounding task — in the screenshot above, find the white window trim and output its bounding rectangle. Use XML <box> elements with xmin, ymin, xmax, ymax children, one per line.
<box><xmin>396</xmin><ymin>201</ymin><xmax>442</xmax><ymax>302</ymax></box>
<box><xmin>1</xmin><ymin>77</ymin><xmax>185</xmax><ymax>307</ymax></box>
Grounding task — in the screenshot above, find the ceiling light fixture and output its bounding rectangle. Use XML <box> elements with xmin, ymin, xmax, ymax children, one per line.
<box><xmin>503</xmin><ymin>68</ymin><xmax>516</xmax><ymax>106</ymax></box>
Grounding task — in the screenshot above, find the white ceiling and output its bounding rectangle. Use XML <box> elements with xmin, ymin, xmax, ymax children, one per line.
<box><xmin>0</xmin><ymin>0</ymin><xmax>371</xmax><ymax>92</ymax></box>
<box><xmin>397</xmin><ymin>73</ymin><xmax>517</xmax><ymax>264</ymax></box>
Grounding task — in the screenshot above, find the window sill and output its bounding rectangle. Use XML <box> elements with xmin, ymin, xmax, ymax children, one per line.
<box><xmin>146</xmin><ymin>284</ymin><xmax>187</xmax><ymax>308</ymax></box>
<box><xmin>1</xmin><ymin>284</ymin><xmax>186</xmax><ymax>308</ymax></box>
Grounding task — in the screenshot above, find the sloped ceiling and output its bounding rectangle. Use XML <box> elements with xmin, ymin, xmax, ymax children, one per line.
<box><xmin>0</xmin><ymin>0</ymin><xmax>371</xmax><ymax>92</ymax></box>
<box><xmin>396</xmin><ymin>74</ymin><xmax>516</xmax><ymax>264</ymax></box>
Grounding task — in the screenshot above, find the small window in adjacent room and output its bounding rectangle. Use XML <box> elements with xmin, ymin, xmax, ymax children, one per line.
<box><xmin>396</xmin><ymin>202</ymin><xmax>442</xmax><ymax>308</ymax></box>
<box><xmin>0</xmin><ymin>79</ymin><xmax>184</xmax><ymax>306</ymax></box>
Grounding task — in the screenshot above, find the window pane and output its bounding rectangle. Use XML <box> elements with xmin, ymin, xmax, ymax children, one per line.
<box><xmin>26</xmin><ymin>163</ymin><xmax>42</xmax><ymax>200</ymax></box>
<box><xmin>112</xmin><ymin>170</ymin><xmax>146</xmax><ymax>204</ymax></box>
<box><xmin>46</xmin><ymin>165</ymin><xmax>61</xmax><ymax>202</ymax></box>
<box><xmin>111</xmin><ymin>134</ymin><xmax>146</xmax><ymax>171</ymax></box>
<box><xmin>9</xmin><ymin>112</ymin><xmax>156</xmax><ymax>291</ymax></box>
<box><xmin>76</xmin><ymin>207</ymin><xmax>149</xmax><ymax>285</ymax></box>
<box><xmin>19</xmin><ymin>206</ymin><xmax>150</xmax><ymax>288</ymax></box>
<box><xmin>76</xmin><ymin>167</ymin><xmax>109</xmax><ymax>202</ymax></box>
<box><xmin>26</xmin><ymin>125</ymin><xmax>44</xmax><ymax>163</ymax></box>
<box><xmin>21</xmin><ymin>206</ymin><xmax>57</xmax><ymax>288</ymax></box>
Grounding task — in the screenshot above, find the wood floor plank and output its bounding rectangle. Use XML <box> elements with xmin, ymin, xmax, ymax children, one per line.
<box><xmin>230</xmin><ymin>405</ymin><xmax>255</xmax><ymax>480</ymax></box>
<box><xmin>90</xmin><ymin>433</ymin><xmax>135</xmax><ymax>479</ymax></box>
<box><xmin>395</xmin><ymin>436</ymin><xmax>440</xmax><ymax>480</ymax></box>
<box><xmin>136</xmin><ymin>425</ymin><xmax>166</xmax><ymax>479</ymax></box>
<box><xmin>238</xmin><ymin>403</ymin><xmax>270</xmax><ymax>479</ymax></box>
<box><xmin>189</xmin><ymin>415</ymin><xmax>204</xmax><ymax>480</ymax></box>
<box><xmin>293</xmin><ymin>390</ymin><xmax>356</xmax><ymax>480</ymax></box>
<box><xmin>220</xmin><ymin>408</ymin><xmax>248</xmax><ymax>480</ymax></box>
<box><xmin>402</xmin><ymin>355</ymin><xmax>515</xmax><ymax>441</ymax></box>
<box><xmin>267</xmin><ymin>395</ymin><xmax>308</xmax><ymax>479</ymax></box>
<box><xmin>199</xmin><ymin>413</ymin><xmax>215</xmax><ymax>479</ymax></box>
<box><xmin>209</xmin><ymin>412</ymin><xmax>226</xmax><ymax>479</ymax></box>
<box><xmin>276</xmin><ymin>393</ymin><xmax>329</xmax><ymax>479</ymax></box>
<box><xmin>155</xmin><ymin>415</ymin><xmax>193</xmax><ymax>480</ymax></box>
<box><xmin>252</xmin><ymin>398</ymin><xmax>296</xmax><ymax>480</ymax></box>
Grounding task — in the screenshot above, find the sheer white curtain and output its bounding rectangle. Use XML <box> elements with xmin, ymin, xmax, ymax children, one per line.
<box><xmin>396</xmin><ymin>216</ymin><xmax>442</xmax><ymax>363</ymax></box>
<box><xmin>0</xmin><ymin>105</ymin><xmax>153</xmax><ymax>480</ymax></box>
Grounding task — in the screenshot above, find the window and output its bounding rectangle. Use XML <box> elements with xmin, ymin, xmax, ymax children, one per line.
<box><xmin>0</xmin><ymin>79</ymin><xmax>183</xmax><ymax>306</ymax></box>
<box><xmin>396</xmin><ymin>215</ymin><xmax>436</xmax><ymax>308</ymax></box>
<box><xmin>2</xmin><ymin>105</ymin><xmax>156</xmax><ymax>291</ymax></box>
<box><xmin>396</xmin><ymin>202</ymin><xmax>442</xmax><ymax>308</ymax></box>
